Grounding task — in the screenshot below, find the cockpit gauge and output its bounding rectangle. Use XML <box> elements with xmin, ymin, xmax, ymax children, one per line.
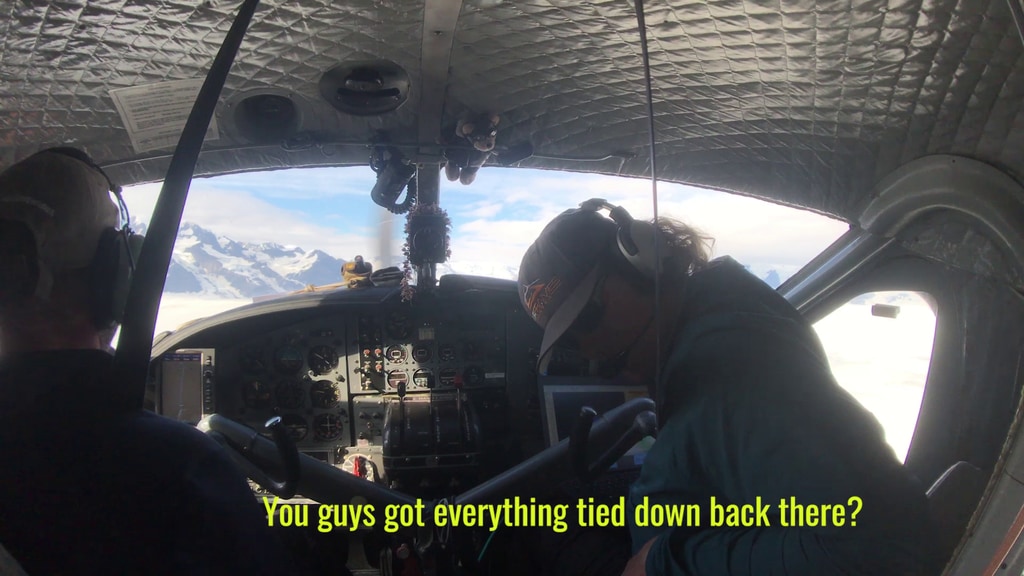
<box><xmin>386</xmin><ymin>370</ymin><xmax>409</xmax><ymax>390</ymax></box>
<box><xmin>385</xmin><ymin>311</ymin><xmax>411</xmax><ymax>339</ymax></box>
<box><xmin>412</xmin><ymin>344</ymin><xmax>432</xmax><ymax>363</ymax></box>
<box><xmin>314</xmin><ymin>413</ymin><xmax>344</xmax><ymax>441</ymax></box>
<box><xmin>463</xmin><ymin>366</ymin><xmax>484</xmax><ymax>386</ymax></box>
<box><xmin>308</xmin><ymin>345</ymin><xmax>338</xmax><ymax>375</ymax></box>
<box><xmin>242</xmin><ymin>379</ymin><xmax>273</xmax><ymax>409</ymax></box>
<box><xmin>385</xmin><ymin>345</ymin><xmax>407</xmax><ymax>363</ymax></box>
<box><xmin>310</xmin><ymin>380</ymin><xmax>340</xmax><ymax>409</ymax></box>
<box><xmin>273</xmin><ymin>346</ymin><xmax>303</xmax><ymax>374</ymax></box>
<box><xmin>439</xmin><ymin>368</ymin><xmax>458</xmax><ymax>387</ymax></box>
<box><xmin>239</xmin><ymin>347</ymin><xmax>266</xmax><ymax>372</ymax></box>
<box><xmin>280</xmin><ymin>414</ymin><xmax>308</xmax><ymax>442</ymax></box>
<box><xmin>412</xmin><ymin>369</ymin><xmax>433</xmax><ymax>389</ymax></box>
<box><xmin>438</xmin><ymin>344</ymin><xmax>456</xmax><ymax>362</ymax></box>
<box><xmin>276</xmin><ymin>381</ymin><xmax>304</xmax><ymax>409</ymax></box>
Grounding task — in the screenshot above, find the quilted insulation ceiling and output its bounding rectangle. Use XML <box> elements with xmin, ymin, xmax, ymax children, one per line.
<box><xmin>1</xmin><ymin>0</ymin><xmax>1022</xmax><ymax>222</ymax></box>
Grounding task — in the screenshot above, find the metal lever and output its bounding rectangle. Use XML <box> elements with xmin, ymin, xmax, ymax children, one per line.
<box><xmin>207</xmin><ymin>416</ymin><xmax>301</xmax><ymax>499</ymax></box>
<box><xmin>570</xmin><ymin>406</ymin><xmax>657</xmax><ymax>482</ymax></box>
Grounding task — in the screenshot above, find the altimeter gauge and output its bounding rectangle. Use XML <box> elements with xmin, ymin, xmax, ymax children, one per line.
<box><xmin>308</xmin><ymin>345</ymin><xmax>338</xmax><ymax>375</ymax></box>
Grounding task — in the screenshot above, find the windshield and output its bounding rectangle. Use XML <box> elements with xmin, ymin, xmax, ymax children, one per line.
<box><xmin>124</xmin><ymin>165</ymin><xmax>936</xmax><ymax>464</ymax></box>
<box><xmin>123</xmin><ymin>166</ymin><xmax>850</xmax><ymax>334</ymax></box>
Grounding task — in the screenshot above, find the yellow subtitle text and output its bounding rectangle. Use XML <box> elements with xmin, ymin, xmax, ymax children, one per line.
<box><xmin>261</xmin><ymin>495</ymin><xmax>865</xmax><ymax>533</ymax></box>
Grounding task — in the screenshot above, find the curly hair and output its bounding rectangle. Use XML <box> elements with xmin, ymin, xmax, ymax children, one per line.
<box><xmin>650</xmin><ymin>216</ymin><xmax>715</xmax><ymax>278</ymax></box>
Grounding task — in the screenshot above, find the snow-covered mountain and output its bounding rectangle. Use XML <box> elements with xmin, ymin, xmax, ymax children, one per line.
<box><xmin>151</xmin><ymin>222</ymin><xmax>348</xmax><ymax>299</ymax></box>
<box><xmin>141</xmin><ymin>221</ymin><xmax>785</xmax><ymax>299</ymax></box>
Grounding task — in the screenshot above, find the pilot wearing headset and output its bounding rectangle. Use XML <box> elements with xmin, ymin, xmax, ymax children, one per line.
<box><xmin>518</xmin><ymin>200</ymin><xmax>934</xmax><ymax>576</ymax></box>
<box><xmin>0</xmin><ymin>148</ymin><xmax>295</xmax><ymax>574</ymax></box>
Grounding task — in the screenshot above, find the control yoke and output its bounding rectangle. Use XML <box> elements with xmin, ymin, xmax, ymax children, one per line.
<box><xmin>200</xmin><ymin>415</ymin><xmax>301</xmax><ymax>499</ymax></box>
<box><xmin>200</xmin><ymin>397</ymin><xmax>656</xmax><ymax>510</ymax></box>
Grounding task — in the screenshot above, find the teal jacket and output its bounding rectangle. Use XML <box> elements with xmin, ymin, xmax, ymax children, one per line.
<box><xmin>627</xmin><ymin>257</ymin><xmax>932</xmax><ymax>575</ymax></box>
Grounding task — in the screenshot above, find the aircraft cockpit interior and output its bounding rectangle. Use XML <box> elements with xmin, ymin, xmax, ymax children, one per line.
<box><xmin>2</xmin><ymin>0</ymin><xmax>1024</xmax><ymax>575</ymax></box>
<box><xmin>149</xmin><ymin>276</ymin><xmax>660</xmax><ymax>573</ymax></box>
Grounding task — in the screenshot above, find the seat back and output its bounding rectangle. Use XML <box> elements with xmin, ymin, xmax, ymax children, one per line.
<box><xmin>926</xmin><ymin>461</ymin><xmax>989</xmax><ymax>568</ymax></box>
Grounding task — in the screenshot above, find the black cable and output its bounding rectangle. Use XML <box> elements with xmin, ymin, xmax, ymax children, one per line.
<box><xmin>1010</xmin><ymin>0</ymin><xmax>1024</xmax><ymax>47</ymax></box>
<box><xmin>633</xmin><ymin>0</ymin><xmax>663</xmax><ymax>400</ymax></box>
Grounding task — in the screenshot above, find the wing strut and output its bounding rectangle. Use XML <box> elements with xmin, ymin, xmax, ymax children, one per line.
<box><xmin>114</xmin><ymin>0</ymin><xmax>261</xmax><ymax>408</ymax></box>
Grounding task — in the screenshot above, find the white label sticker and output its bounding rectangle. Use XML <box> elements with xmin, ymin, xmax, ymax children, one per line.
<box><xmin>109</xmin><ymin>79</ymin><xmax>219</xmax><ymax>154</ymax></box>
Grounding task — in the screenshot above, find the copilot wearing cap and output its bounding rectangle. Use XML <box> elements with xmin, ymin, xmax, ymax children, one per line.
<box><xmin>518</xmin><ymin>200</ymin><xmax>933</xmax><ymax>576</ymax></box>
<box><xmin>0</xmin><ymin>149</ymin><xmax>295</xmax><ymax>574</ymax></box>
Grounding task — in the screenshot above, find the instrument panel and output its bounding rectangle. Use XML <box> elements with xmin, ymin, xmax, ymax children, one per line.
<box><xmin>154</xmin><ymin>286</ymin><xmax>554</xmax><ymax>498</ymax></box>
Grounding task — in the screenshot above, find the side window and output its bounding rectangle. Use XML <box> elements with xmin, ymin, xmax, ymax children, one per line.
<box><xmin>811</xmin><ymin>291</ymin><xmax>937</xmax><ymax>462</ymax></box>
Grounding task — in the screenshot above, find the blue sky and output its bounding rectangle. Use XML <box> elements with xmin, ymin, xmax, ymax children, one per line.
<box><xmin>124</xmin><ymin>166</ymin><xmax>851</xmax><ymax>281</ymax></box>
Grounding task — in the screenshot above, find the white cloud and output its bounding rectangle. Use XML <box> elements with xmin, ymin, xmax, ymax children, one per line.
<box><xmin>152</xmin><ymin>294</ymin><xmax>252</xmax><ymax>335</ymax></box>
<box><xmin>441</xmin><ymin>169</ymin><xmax>849</xmax><ymax>281</ymax></box>
<box><xmin>124</xmin><ymin>181</ymin><xmax>385</xmax><ymax>265</ymax></box>
<box><xmin>194</xmin><ymin>167</ymin><xmax>376</xmax><ymax>200</ymax></box>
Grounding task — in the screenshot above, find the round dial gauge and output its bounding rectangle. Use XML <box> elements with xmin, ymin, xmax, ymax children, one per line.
<box><xmin>239</xmin><ymin>347</ymin><xmax>266</xmax><ymax>372</ymax></box>
<box><xmin>314</xmin><ymin>413</ymin><xmax>344</xmax><ymax>441</ymax></box>
<box><xmin>412</xmin><ymin>344</ymin><xmax>432</xmax><ymax>363</ymax></box>
<box><xmin>242</xmin><ymin>380</ymin><xmax>272</xmax><ymax>409</ymax></box>
<box><xmin>386</xmin><ymin>370</ymin><xmax>409</xmax><ymax>390</ymax></box>
<box><xmin>276</xmin><ymin>381</ymin><xmax>304</xmax><ymax>409</ymax></box>
<box><xmin>412</xmin><ymin>369</ymin><xmax>433</xmax><ymax>389</ymax></box>
<box><xmin>280</xmin><ymin>414</ymin><xmax>308</xmax><ymax>442</ymax></box>
<box><xmin>310</xmin><ymin>380</ymin><xmax>340</xmax><ymax>409</ymax></box>
<box><xmin>439</xmin><ymin>368</ymin><xmax>458</xmax><ymax>387</ymax></box>
<box><xmin>463</xmin><ymin>366</ymin><xmax>484</xmax><ymax>386</ymax></box>
<box><xmin>385</xmin><ymin>345</ymin><xmax>407</xmax><ymax>363</ymax></box>
<box><xmin>308</xmin><ymin>345</ymin><xmax>338</xmax><ymax>375</ymax></box>
<box><xmin>273</xmin><ymin>346</ymin><xmax>303</xmax><ymax>374</ymax></box>
<box><xmin>438</xmin><ymin>344</ymin><xmax>456</xmax><ymax>362</ymax></box>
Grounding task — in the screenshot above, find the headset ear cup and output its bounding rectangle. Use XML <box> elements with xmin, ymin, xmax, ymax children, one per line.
<box><xmin>90</xmin><ymin>228</ymin><xmax>134</xmax><ymax>329</ymax></box>
<box><xmin>0</xmin><ymin>220</ymin><xmax>43</xmax><ymax>304</ymax></box>
<box><xmin>619</xmin><ymin>220</ymin><xmax>661</xmax><ymax>279</ymax></box>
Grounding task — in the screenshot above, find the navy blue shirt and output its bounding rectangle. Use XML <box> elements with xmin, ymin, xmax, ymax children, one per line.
<box><xmin>0</xmin><ymin>350</ymin><xmax>295</xmax><ymax>575</ymax></box>
<box><xmin>628</xmin><ymin>258</ymin><xmax>933</xmax><ymax>575</ymax></box>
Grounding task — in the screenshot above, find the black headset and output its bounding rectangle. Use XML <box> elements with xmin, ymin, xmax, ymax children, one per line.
<box><xmin>2</xmin><ymin>147</ymin><xmax>143</xmax><ymax>329</ymax></box>
<box><xmin>577</xmin><ymin>197</ymin><xmax>667</xmax><ymax>281</ymax></box>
